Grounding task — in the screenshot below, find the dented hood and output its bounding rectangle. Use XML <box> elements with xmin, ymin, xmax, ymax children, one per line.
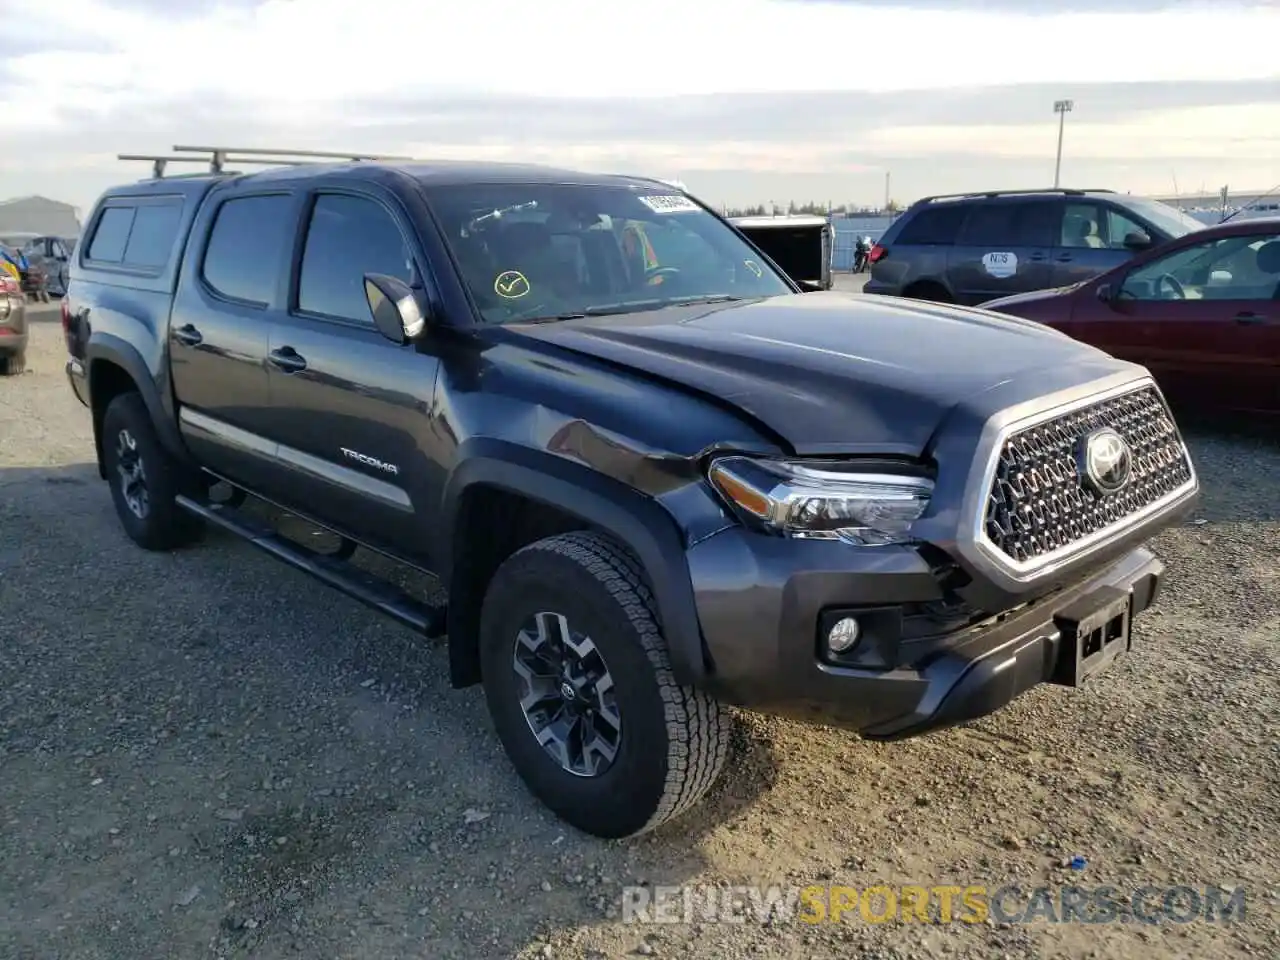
<box><xmin>508</xmin><ymin>292</ymin><xmax>1117</xmax><ymax>456</ymax></box>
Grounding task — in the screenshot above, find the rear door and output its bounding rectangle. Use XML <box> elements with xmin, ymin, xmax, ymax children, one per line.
<box><xmin>1080</xmin><ymin>229</ymin><xmax>1280</xmax><ymax>412</ymax></box>
<box><xmin>944</xmin><ymin>200</ymin><xmax>1057</xmax><ymax>304</ymax></box>
<box><xmin>169</xmin><ymin>189</ymin><xmax>301</xmax><ymax>490</ymax></box>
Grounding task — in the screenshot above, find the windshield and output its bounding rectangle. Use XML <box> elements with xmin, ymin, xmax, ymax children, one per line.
<box><xmin>422</xmin><ymin>182</ymin><xmax>794</xmax><ymax>323</ymax></box>
<box><xmin>1119</xmin><ymin>197</ymin><xmax>1206</xmax><ymax>239</ymax></box>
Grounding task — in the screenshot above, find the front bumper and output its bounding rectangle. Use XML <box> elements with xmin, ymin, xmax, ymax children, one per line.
<box><xmin>686</xmin><ymin>528</ymin><xmax>1164</xmax><ymax>739</ymax></box>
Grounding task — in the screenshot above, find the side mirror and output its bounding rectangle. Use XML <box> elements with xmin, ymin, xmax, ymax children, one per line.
<box><xmin>1096</xmin><ymin>283</ymin><xmax>1115</xmax><ymax>303</ymax></box>
<box><xmin>1123</xmin><ymin>230</ymin><xmax>1152</xmax><ymax>251</ymax></box>
<box><xmin>364</xmin><ymin>273</ymin><xmax>428</xmax><ymax>344</ymax></box>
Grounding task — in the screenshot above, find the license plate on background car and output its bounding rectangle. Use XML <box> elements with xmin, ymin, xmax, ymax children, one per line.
<box><xmin>1050</xmin><ymin>586</ymin><xmax>1133</xmax><ymax>687</ymax></box>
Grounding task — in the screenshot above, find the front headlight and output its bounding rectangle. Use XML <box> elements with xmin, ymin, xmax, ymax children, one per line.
<box><xmin>707</xmin><ymin>456</ymin><xmax>933</xmax><ymax>546</ymax></box>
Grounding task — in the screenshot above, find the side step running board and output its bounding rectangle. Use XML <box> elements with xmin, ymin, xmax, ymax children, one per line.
<box><xmin>176</xmin><ymin>495</ymin><xmax>447</xmax><ymax>638</ymax></box>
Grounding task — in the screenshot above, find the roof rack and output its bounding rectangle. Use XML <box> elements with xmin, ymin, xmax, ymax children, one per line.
<box><xmin>913</xmin><ymin>187</ymin><xmax>1116</xmax><ymax>205</ymax></box>
<box><xmin>118</xmin><ymin>145</ymin><xmax>419</xmax><ymax>179</ymax></box>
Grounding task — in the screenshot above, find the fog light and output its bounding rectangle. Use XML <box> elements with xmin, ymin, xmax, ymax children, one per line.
<box><xmin>827</xmin><ymin>617</ymin><xmax>861</xmax><ymax>653</ymax></box>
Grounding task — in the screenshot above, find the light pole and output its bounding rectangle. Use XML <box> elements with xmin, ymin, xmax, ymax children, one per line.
<box><xmin>1053</xmin><ymin>99</ymin><xmax>1073</xmax><ymax>189</ymax></box>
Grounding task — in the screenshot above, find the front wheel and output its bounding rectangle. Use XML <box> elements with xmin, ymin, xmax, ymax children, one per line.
<box><xmin>479</xmin><ymin>531</ymin><xmax>730</xmax><ymax>838</ymax></box>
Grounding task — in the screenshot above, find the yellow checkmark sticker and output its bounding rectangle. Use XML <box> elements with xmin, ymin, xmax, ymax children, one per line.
<box><xmin>744</xmin><ymin>259</ymin><xmax>763</xmax><ymax>278</ymax></box>
<box><xmin>494</xmin><ymin>270</ymin><xmax>531</xmax><ymax>299</ymax></box>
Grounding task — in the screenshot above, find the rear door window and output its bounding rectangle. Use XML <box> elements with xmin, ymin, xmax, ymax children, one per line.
<box><xmin>201</xmin><ymin>194</ymin><xmax>296</xmax><ymax>306</ymax></box>
<box><xmin>896</xmin><ymin>204</ymin><xmax>969</xmax><ymax>245</ymax></box>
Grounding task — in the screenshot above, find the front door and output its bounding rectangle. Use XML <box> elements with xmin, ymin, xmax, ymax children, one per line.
<box><xmin>1080</xmin><ymin>229</ymin><xmax>1280</xmax><ymax>413</ymax></box>
<box><xmin>262</xmin><ymin>187</ymin><xmax>444</xmax><ymax>566</ymax></box>
<box><xmin>944</xmin><ymin>200</ymin><xmax>1057</xmax><ymax>304</ymax></box>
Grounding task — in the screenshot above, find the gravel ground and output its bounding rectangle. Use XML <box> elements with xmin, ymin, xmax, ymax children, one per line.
<box><xmin>1</xmin><ymin>302</ymin><xmax>1277</xmax><ymax>960</ymax></box>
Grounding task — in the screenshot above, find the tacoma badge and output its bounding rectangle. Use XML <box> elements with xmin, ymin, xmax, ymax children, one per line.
<box><xmin>340</xmin><ymin>447</ymin><xmax>399</xmax><ymax>475</ymax></box>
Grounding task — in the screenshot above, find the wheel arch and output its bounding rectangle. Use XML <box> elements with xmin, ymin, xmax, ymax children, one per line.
<box><xmin>902</xmin><ymin>278</ymin><xmax>954</xmax><ymax>303</ymax></box>
<box><xmin>85</xmin><ymin>334</ymin><xmax>187</xmax><ymax>479</ymax></box>
<box><xmin>440</xmin><ymin>442</ymin><xmax>709</xmax><ymax>691</ymax></box>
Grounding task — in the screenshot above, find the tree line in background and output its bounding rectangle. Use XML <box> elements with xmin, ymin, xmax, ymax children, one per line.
<box><xmin>722</xmin><ymin>200</ymin><xmax>902</xmax><ymax>218</ymax></box>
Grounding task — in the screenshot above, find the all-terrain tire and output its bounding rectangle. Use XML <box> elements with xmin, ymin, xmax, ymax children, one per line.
<box><xmin>479</xmin><ymin>531</ymin><xmax>730</xmax><ymax>839</ymax></box>
<box><xmin>0</xmin><ymin>350</ymin><xmax>26</xmax><ymax>376</ymax></box>
<box><xmin>101</xmin><ymin>392</ymin><xmax>204</xmax><ymax>550</ymax></box>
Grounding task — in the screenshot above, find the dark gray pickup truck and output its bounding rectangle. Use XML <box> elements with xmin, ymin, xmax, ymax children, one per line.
<box><xmin>62</xmin><ymin>146</ymin><xmax>1199</xmax><ymax>838</ymax></box>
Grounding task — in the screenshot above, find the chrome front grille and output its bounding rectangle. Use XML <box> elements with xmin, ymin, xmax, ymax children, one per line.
<box><xmin>983</xmin><ymin>385</ymin><xmax>1194</xmax><ymax>565</ymax></box>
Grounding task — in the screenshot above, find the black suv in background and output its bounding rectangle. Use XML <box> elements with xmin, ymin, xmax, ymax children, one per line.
<box><xmin>865</xmin><ymin>188</ymin><xmax>1207</xmax><ymax>305</ymax></box>
<box><xmin>62</xmin><ymin>149</ymin><xmax>1198</xmax><ymax>839</ymax></box>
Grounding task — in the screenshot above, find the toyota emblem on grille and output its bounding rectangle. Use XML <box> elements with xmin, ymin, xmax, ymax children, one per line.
<box><xmin>1078</xmin><ymin>428</ymin><xmax>1132</xmax><ymax>495</ymax></box>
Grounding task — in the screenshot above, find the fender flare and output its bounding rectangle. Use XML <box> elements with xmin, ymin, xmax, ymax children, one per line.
<box><xmin>440</xmin><ymin>441</ymin><xmax>709</xmax><ymax>687</ymax></box>
<box><xmin>85</xmin><ymin>334</ymin><xmax>189</xmax><ymax>469</ymax></box>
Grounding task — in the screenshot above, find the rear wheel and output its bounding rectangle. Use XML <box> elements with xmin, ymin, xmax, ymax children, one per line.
<box><xmin>479</xmin><ymin>531</ymin><xmax>730</xmax><ymax>838</ymax></box>
<box><xmin>903</xmin><ymin>281</ymin><xmax>953</xmax><ymax>303</ymax></box>
<box><xmin>0</xmin><ymin>350</ymin><xmax>26</xmax><ymax>376</ymax></box>
<box><xmin>101</xmin><ymin>392</ymin><xmax>204</xmax><ymax>550</ymax></box>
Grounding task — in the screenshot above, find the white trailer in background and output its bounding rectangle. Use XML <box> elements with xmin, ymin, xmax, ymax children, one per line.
<box><xmin>726</xmin><ymin>214</ymin><xmax>834</xmax><ymax>291</ymax></box>
<box><xmin>651</xmin><ymin>179</ymin><xmax>834</xmax><ymax>291</ymax></box>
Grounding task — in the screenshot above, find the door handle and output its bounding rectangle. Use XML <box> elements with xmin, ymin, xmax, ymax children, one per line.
<box><xmin>1233</xmin><ymin>312</ymin><xmax>1271</xmax><ymax>325</ymax></box>
<box><xmin>268</xmin><ymin>346</ymin><xmax>307</xmax><ymax>372</ymax></box>
<box><xmin>1054</xmin><ymin>255</ymin><xmax>1074</xmax><ymax>263</ymax></box>
<box><xmin>173</xmin><ymin>323</ymin><xmax>203</xmax><ymax>346</ymax></box>
<box><xmin>1029</xmin><ymin>253</ymin><xmax>1048</xmax><ymax>262</ymax></box>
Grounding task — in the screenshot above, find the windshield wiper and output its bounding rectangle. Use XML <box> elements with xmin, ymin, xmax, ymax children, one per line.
<box><xmin>516</xmin><ymin>313</ymin><xmax>588</xmax><ymax>324</ymax></box>
<box><xmin>513</xmin><ymin>296</ymin><xmax>747</xmax><ymax>323</ymax></box>
<box><xmin>673</xmin><ymin>295</ymin><xmax>745</xmax><ymax>306</ymax></box>
<box><xmin>581</xmin><ymin>295</ymin><xmax>745</xmax><ymax>316</ymax></box>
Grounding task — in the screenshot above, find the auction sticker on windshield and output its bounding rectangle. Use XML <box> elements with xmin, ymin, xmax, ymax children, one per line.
<box><xmin>494</xmin><ymin>270</ymin><xmax>531</xmax><ymax>298</ymax></box>
<box><xmin>639</xmin><ymin>195</ymin><xmax>700</xmax><ymax>214</ymax></box>
<box><xmin>981</xmin><ymin>252</ymin><xmax>1018</xmax><ymax>278</ymax></box>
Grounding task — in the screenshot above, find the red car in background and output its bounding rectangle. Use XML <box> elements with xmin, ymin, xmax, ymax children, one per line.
<box><xmin>981</xmin><ymin>218</ymin><xmax>1280</xmax><ymax>416</ymax></box>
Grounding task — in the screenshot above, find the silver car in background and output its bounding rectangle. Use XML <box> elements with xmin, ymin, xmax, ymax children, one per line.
<box><xmin>0</xmin><ymin>267</ymin><xmax>28</xmax><ymax>375</ymax></box>
<box><xmin>2</xmin><ymin>233</ymin><xmax>76</xmax><ymax>298</ymax></box>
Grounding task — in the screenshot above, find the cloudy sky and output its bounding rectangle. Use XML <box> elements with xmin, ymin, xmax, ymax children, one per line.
<box><xmin>2</xmin><ymin>0</ymin><xmax>1278</xmax><ymax>214</ymax></box>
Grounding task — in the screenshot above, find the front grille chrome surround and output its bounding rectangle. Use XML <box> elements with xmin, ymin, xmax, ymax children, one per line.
<box><xmin>966</xmin><ymin>377</ymin><xmax>1197</xmax><ymax>584</ymax></box>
